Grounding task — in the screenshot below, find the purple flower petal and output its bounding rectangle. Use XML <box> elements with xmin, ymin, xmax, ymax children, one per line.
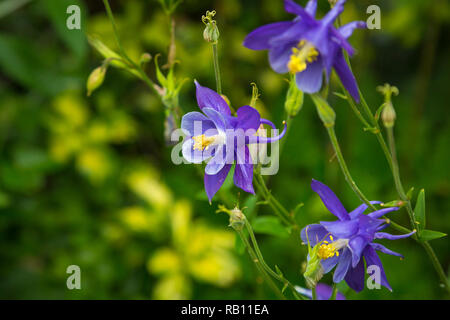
<box><xmin>371</xmin><ymin>243</ymin><xmax>403</xmax><ymax>258</ymax></box>
<box><xmin>202</xmin><ymin>107</ymin><xmax>228</xmax><ymax>132</ymax></box>
<box><xmin>357</xmin><ymin>215</ymin><xmax>386</xmax><ymax>238</ymax></box>
<box><xmin>284</xmin><ymin>0</ymin><xmax>316</xmax><ymax>25</ymax></box>
<box><xmin>321</xmin><ymin>254</ymin><xmax>339</xmax><ymax>273</ymax></box>
<box><xmin>182</xmin><ymin>138</ymin><xmax>215</xmax><ymax>163</ymax></box>
<box><xmin>195</xmin><ymin>80</ymin><xmax>231</xmax><ymax>116</ymax></box>
<box><xmin>204</xmin><ymin>164</ymin><xmax>232</xmax><ymax>202</ymax></box>
<box><xmin>311</xmin><ymin>179</ymin><xmax>349</xmax><ymax>221</ymax></box>
<box><xmin>348</xmin><ymin>235</ymin><xmax>368</xmax><ymax>267</ymax></box>
<box><xmin>330</xmin><ymin>27</ymin><xmax>355</xmax><ymax>56</ymax></box>
<box><xmin>348</xmin><ymin>201</ymin><xmax>383</xmax><ymax>219</ymax></box>
<box><xmin>305</xmin><ymin>0</ymin><xmax>318</xmax><ymax>17</ymax></box>
<box><xmin>235</xmin><ymin>105</ymin><xmax>261</xmax><ymax>132</ymax></box>
<box><xmin>322</xmin><ymin>0</ymin><xmax>346</xmax><ymax>26</ymax></box>
<box><xmin>269</xmin><ymin>21</ymin><xmax>312</xmax><ymax>48</ymax></box>
<box><xmin>295</xmin><ymin>58</ymin><xmax>324</xmax><ymax>93</ymax></box>
<box><xmin>363</xmin><ymin>245</ymin><xmax>392</xmax><ymax>291</ymax></box>
<box><xmin>315</xmin><ymin>283</ymin><xmax>345</xmax><ymax>300</ymax></box>
<box><xmin>205</xmin><ymin>145</ymin><xmax>228</xmax><ymax>175</ymax></box>
<box><xmin>367</xmin><ymin>206</ymin><xmax>399</xmax><ymax>219</ymax></box>
<box><xmin>333</xmin><ymin>51</ymin><xmax>360</xmax><ymax>102</ymax></box>
<box><xmin>374</xmin><ymin>230</ymin><xmax>416</xmax><ymax>240</ymax></box>
<box><xmin>344</xmin><ymin>257</ymin><xmax>365</xmax><ymax>292</ymax></box>
<box><xmin>243</xmin><ymin>21</ymin><xmax>294</xmax><ymax>50</ymax></box>
<box><xmin>339</xmin><ymin>21</ymin><xmax>366</xmax><ymax>39</ymax></box>
<box><xmin>300</xmin><ymin>224</ymin><xmax>328</xmax><ymax>246</ymax></box>
<box><xmin>181</xmin><ymin>111</ymin><xmax>216</xmax><ymax>136</ymax></box>
<box><xmin>333</xmin><ymin>247</ymin><xmax>352</xmax><ymax>282</ymax></box>
<box><xmin>233</xmin><ymin>146</ymin><xmax>255</xmax><ymax>194</ymax></box>
<box><xmin>320</xmin><ymin>220</ymin><xmax>359</xmax><ymax>238</ymax></box>
<box><xmin>269</xmin><ymin>42</ymin><xmax>295</xmax><ymax>74</ymax></box>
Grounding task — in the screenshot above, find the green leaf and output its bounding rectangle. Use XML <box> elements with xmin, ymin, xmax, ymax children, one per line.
<box><xmin>414</xmin><ymin>189</ymin><xmax>425</xmax><ymax>232</ymax></box>
<box><xmin>252</xmin><ymin>216</ymin><xmax>290</xmax><ymax>238</ymax></box>
<box><xmin>274</xmin><ymin>265</ymin><xmax>284</xmax><ymax>277</ymax></box>
<box><xmin>332</xmin><ymin>92</ymin><xmax>347</xmax><ymax>100</ymax></box>
<box><xmin>154</xmin><ymin>55</ymin><xmax>167</xmax><ymax>87</ymax></box>
<box><xmin>419</xmin><ymin>230</ymin><xmax>447</xmax><ymax>241</ymax></box>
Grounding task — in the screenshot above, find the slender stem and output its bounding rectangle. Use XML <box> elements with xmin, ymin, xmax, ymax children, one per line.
<box><xmin>311</xmin><ymin>286</ymin><xmax>317</xmax><ymax>300</ymax></box>
<box><xmin>236</xmin><ymin>229</ymin><xmax>286</xmax><ymax>299</ymax></box>
<box><xmin>421</xmin><ymin>241</ymin><xmax>450</xmax><ymax>293</ymax></box>
<box><xmin>330</xmin><ymin>283</ymin><xmax>338</xmax><ymax>300</ymax></box>
<box><xmin>386</xmin><ymin>127</ymin><xmax>415</xmax><ymax>228</ymax></box>
<box><xmin>244</xmin><ymin>219</ymin><xmax>306</xmax><ymax>300</ymax></box>
<box><xmin>386</xmin><ymin>127</ymin><xmax>450</xmax><ymax>293</ymax></box>
<box><xmin>254</xmin><ymin>172</ymin><xmax>296</xmax><ymax>226</ymax></box>
<box><xmin>212</xmin><ymin>43</ymin><xmax>222</xmax><ymax>95</ymax></box>
<box><xmin>102</xmin><ymin>0</ymin><xmax>128</xmax><ymax>60</ymax></box>
<box><xmin>102</xmin><ymin>0</ymin><xmax>160</xmax><ymax>96</ymax></box>
<box><xmin>341</xmin><ymin>87</ymin><xmax>371</xmax><ymax>129</ymax></box>
<box><xmin>339</xmin><ymin>53</ymin><xmax>449</xmax><ymax>293</ymax></box>
<box><xmin>327</xmin><ymin>123</ymin><xmax>410</xmax><ymax>234</ymax></box>
<box><xmin>326</xmin><ymin>126</ymin><xmax>377</xmax><ymax>211</ymax></box>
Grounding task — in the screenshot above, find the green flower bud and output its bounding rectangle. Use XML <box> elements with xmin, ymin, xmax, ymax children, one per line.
<box><xmin>87</xmin><ymin>65</ymin><xmax>107</xmax><ymax>97</ymax></box>
<box><xmin>202</xmin><ymin>10</ymin><xmax>220</xmax><ymax>43</ymax></box>
<box><xmin>229</xmin><ymin>207</ymin><xmax>245</xmax><ymax>231</ymax></box>
<box><xmin>377</xmin><ymin>83</ymin><xmax>399</xmax><ymax>128</ymax></box>
<box><xmin>140</xmin><ymin>53</ymin><xmax>152</xmax><ymax>66</ymax></box>
<box><xmin>381</xmin><ymin>101</ymin><xmax>396</xmax><ymax>128</ymax></box>
<box><xmin>284</xmin><ymin>78</ymin><xmax>304</xmax><ymax>117</ymax></box>
<box><xmin>311</xmin><ymin>94</ymin><xmax>335</xmax><ymax>127</ymax></box>
<box><xmin>216</xmin><ymin>205</ymin><xmax>246</xmax><ymax>231</ymax></box>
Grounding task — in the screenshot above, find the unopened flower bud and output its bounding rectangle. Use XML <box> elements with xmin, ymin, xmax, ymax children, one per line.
<box><xmin>229</xmin><ymin>207</ymin><xmax>245</xmax><ymax>231</ymax></box>
<box><xmin>311</xmin><ymin>94</ymin><xmax>335</xmax><ymax>127</ymax></box>
<box><xmin>202</xmin><ymin>10</ymin><xmax>220</xmax><ymax>43</ymax></box>
<box><xmin>87</xmin><ymin>65</ymin><xmax>107</xmax><ymax>97</ymax></box>
<box><xmin>203</xmin><ymin>22</ymin><xmax>220</xmax><ymax>43</ymax></box>
<box><xmin>140</xmin><ymin>53</ymin><xmax>152</xmax><ymax>65</ymax></box>
<box><xmin>377</xmin><ymin>83</ymin><xmax>399</xmax><ymax>128</ymax></box>
<box><xmin>381</xmin><ymin>102</ymin><xmax>396</xmax><ymax>128</ymax></box>
<box><xmin>285</xmin><ymin>78</ymin><xmax>304</xmax><ymax>117</ymax></box>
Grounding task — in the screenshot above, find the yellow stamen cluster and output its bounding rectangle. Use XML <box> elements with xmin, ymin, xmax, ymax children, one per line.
<box><xmin>287</xmin><ymin>40</ymin><xmax>319</xmax><ymax>74</ymax></box>
<box><xmin>317</xmin><ymin>235</ymin><xmax>340</xmax><ymax>260</ymax></box>
<box><xmin>192</xmin><ymin>134</ymin><xmax>216</xmax><ymax>151</ymax></box>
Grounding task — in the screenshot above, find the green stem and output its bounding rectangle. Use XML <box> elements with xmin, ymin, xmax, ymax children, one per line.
<box><xmin>102</xmin><ymin>0</ymin><xmax>160</xmax><ymax>97</ymax></box>
<box><xmin>386</xmin><ymin>127</ymin><xmax>415</xmax><ymax>228</ymax></box>
<box><xmin>421</xmin><ymin>241</ymin><xmax>450</xmax><ymax>293</ymax></box>
<box><xmin>311</xmin><ymin>286</ymin><xmax>317</xmax><ymax>300</ymax></box>
<box><xmin>212</xmin><ymin>43</ymin><xmax>222</xmax><ymax>95</ymax></box>
<box><xmin>339</xmin><ymin>53</ymin><xmax>449</xmax><ymax>293</ymax></box>
<box><xmin>326</xmin><ymin>126</ymin><xmax>377</xmax><ymax>211</ymax></box>
<box><xmin>327</xmin><ymin>119</ymin><xmax>410</xmax><ymax>234</ymax></box>
<box><xmin>341</xmin><ymin>87</ymin><xmax>371</xmax><ymax>129</ymax></box>
<box><xmin>244</xmin><ymin>219</ymin><xmax>306</xmax><ymax>300</ymax></box>
<box><xmin>386</xmin><ymin>127</ymin><xmax>450</xmax><ymax>293</ymax></box>
<box><xmin>254</xmin><ymin>172</ymin><xmax>296</xmax><ymax>226</ymax></box>
<box><xmin>236</xmin><ymin>229</ymin><xmax>286</xmax><ymax>300</ymax></box>
<box><xmin>330</xmin><ymin>283</ymin><xmax>338</xmax><ymax>300</ymax></box>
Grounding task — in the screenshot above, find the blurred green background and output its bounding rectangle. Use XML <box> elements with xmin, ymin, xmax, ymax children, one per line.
<box><xmin>0</xmin><ymin>0</ymin><xmax>449</xmax><ymax>299</ymax></box>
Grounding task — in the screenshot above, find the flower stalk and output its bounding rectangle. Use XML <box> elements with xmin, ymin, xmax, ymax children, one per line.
<box><xmin>338</xmin><ymin>49</ymin><xmax>450</xmax><ymax>293</ymax></box>
<box><xmin>253</xmin><ymin>171</ymin><xmax>296</xmax><ymax>226</ymax></box>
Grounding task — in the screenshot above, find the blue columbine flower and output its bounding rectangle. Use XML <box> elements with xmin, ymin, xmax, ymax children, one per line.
<box><xmin>301</xmin><ymin>179</ymin><xmax>415</xmax><ymax>292</ymax></box>
<box><xmin>181</xmin><ymin>81</ymin><xmax>286</xmax><ymax>202</ymax></box>
<box><xmin>243</xmin><ymin>0</ymin><xmax>365</xmax><ymax>101</ymax></box>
